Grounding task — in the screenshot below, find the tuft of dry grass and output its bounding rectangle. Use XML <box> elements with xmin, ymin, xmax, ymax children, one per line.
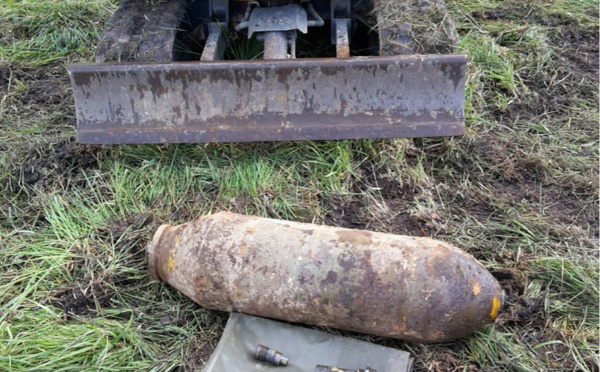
<box><xmin>375</xmin><ymin>0</ymin><xmax>459</xmax><ymax>55</ymax></box>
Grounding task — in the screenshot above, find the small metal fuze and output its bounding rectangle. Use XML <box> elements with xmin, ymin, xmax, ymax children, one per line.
<box><xmin>254</xmin><ymin>344</ymin><xmax>289</xmax><ymax>366</ymax></box>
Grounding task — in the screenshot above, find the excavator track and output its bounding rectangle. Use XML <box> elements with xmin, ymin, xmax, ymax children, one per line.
<box><xmin>95</xmin><ymin>0</ymin><xmax>188</xmax><ymax>63</ymax></box>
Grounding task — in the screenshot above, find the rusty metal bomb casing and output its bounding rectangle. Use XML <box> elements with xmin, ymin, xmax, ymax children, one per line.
<box><xmin>148</xmin><ymin>212</ymin><xmax>504</xmax><ymax>342</ymax></box>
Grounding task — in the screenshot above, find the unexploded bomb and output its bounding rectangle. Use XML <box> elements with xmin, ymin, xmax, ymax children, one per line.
<box><xmin>147</xmin><ymin>212</ymin><xmax>504</xmax><ymax>342</ymax></box>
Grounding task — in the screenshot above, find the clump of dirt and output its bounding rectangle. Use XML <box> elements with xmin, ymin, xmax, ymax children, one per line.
<box><xmin>498</xmin><ymin>288</ymin><xmax>546</xmax><ymax>328</ymax></box>
<box><xmin>55</xmin><ymin>284</ymin><xmax>113</xmax><ymax>317</ymax></box>
<box><xmin>328</xmin><ymin>201</ymin><xmax>375</xmax><ymax>229</ymax></box>
<box><xmin>11</xmin><ymin>142</ymin><xmax>103</xmax><ymax>190</ymax></box>
<box><xmin>0</xmin><ymin>64</ymin><xmax>12</xmax><ymax>87</ymax></box>
<box><xmin>28</xmin><ymin>78</ymin><xmax>68</xmax><ymax>105</ymax></box>
<box><xmin>471</xmin><ymin>9</ymin><xmax>501</xmax><ymax>21</ymax></box>
<box><xmin>489</xmin><ymin>264</ymin><xmax>580</xmax><ymax>369</ymax></box>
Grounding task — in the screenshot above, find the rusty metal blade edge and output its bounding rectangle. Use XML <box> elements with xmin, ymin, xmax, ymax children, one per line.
<box><xmin>69</xmin><ymin>55</ymin><xmax>467</xmax><ymax>144</ymax></box>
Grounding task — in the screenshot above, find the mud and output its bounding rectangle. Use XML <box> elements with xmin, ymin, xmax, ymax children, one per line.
<box><xmin>55</xmin><ymin>285</ymin><xmax>113</xmax><ymax>317</ymax></box>
<box><xmin>11</xmin><ymin>142</ymin><xmax>102</xmax><ymax>189</ymax></box>
<box><xmin>0</xmin><ymin>63</ymin><xmax>71</xmax><ymax>106</ymax></box>
<box><xmin>184</xmin><ymin>341</ymin><xmax>217</xmax><ymax>370</ymax></box>
<box><xmin>325</xmin><ymin>196</ymin><xmax>431</xmax><ymax>237</ymax></box>
<box><xmin>325</xmin><ymin>174</ymin><xmax>434</xmax><ymax>236</ymax></box>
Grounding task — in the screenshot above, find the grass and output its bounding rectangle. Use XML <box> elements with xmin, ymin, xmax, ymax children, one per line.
<box><xmin>224</xmin><ymin>32</ymin><xmax>264</xmax><ymax>60</ymax></box>
<box><xmin>1</xmin><ymin>0</ymin><xmax>598</xmax><ymax>370</ymax></box>
<box><xmin>0</xmin><ymin>0</ymin><xmax>115</xmax><ymax>67</ymax></box>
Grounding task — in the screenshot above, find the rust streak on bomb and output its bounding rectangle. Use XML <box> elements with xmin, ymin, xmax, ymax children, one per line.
<box><xmin>147</xmin><ymin>212</ymin><xmax>504</xmax><ymax>342</ymax></box>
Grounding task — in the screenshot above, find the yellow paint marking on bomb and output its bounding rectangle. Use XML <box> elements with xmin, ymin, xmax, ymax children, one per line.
<box><xmin>165</xmin><ymin>252</ymin><xmax>176</xmax><ymax>274</ymax></box>
<box><xmin>490</xmin><ymin>296</ymin><xmax>501</xmax><ymax>319</ymax></box>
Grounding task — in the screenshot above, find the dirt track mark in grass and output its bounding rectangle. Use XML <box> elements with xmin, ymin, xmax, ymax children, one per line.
<box><xmin>11</xmin><ymin>142</ymin><xmax>102</xmax><ymax>188</ymax></box>
<box><xmin>324</xmin><ymin>178</ymin><xmax>434</xmax><ymax>236</ymax></box>
<box><xmin>0</xmin><ymin>63</ymin><xmax>77</xmax><ymax>158</ymax></box>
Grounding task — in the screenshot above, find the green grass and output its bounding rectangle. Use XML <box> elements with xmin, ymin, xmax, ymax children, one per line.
<box><xmin>224</xmin><ymin>33</ymin><xmax>264</xmax><ymax>60</ymax></box>
<box><xmin>1</xmin><ymin>0</ymin><xmax>599</xmax><ymax>370</ymax></box>
<box><xmin>0</xmin><ymin>0</ymin><xmax>116</xmax><ymax>66</ymax></box>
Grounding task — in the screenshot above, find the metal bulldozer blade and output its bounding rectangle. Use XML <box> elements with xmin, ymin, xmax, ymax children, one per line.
<box><xmin>69</xmin><ymin>54</ymin><xmax>466</xmax><ymax>144</ymax></box>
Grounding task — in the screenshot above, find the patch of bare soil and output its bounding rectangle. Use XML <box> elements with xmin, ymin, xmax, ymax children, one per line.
<box><xmin>55</xmin><ymin>284</ymin><xmax>113</xmax><ymax>318</ymax></box>
<box><xmin>479</xmin><ymin>6</ymin><xmax>598</xmax><ymax>123</ymax></box>
<box><xmin>324</xmin><ymin>180</ymin><xmax>433</xmax><ymax>237</ymax></box>
<box><xmin>467</xmin><ymin>6</ymin><xmax>600</xmax><ymax>236</ymax></box>
<box><xmin>471</xmin><ymin>5</ymin><xmax>599</xmax><ymax>81</ymax></box>
<box><xmin>430</xmin><ymin>353</ymin><xmax>482</xmax><ymax>372</ymax></box>
<box><xmin>13</xmin><ymin>142</ymin><xmax>102</xmax><ymax>188</ymax></box>
<box><xmin>3</xmin><ymin>62</ymin><xmax>107</xmax><ymax>196</ymax></box>
<box><xmin>376</xmin><ymin>0</ymin><xmax>459</xmax><ymax>55</ymax></box>
<box><xmin>1</xmin><ymin>62</ymin><xmax>72</xmax><ymax>111</ymax></box>
<box><xmin>184</xmin><ymin>341</ymin><xmax>216</xmax><ymax>371</ymax></box>
<box><xmin>493</xmin><ymin>264</ymin><xmax>541</xmax><ymax>329</ymax></box>
<box><xmin>107</xmin><ymin>213</ymin><xmax>155</xmax><ymax>242</ymax></box>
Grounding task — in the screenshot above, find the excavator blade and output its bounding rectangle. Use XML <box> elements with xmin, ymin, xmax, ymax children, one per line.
<box><xmin>69</xmin><ymin>54</ymin><xmax>466</xmax><ymax>144</ymax></box>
